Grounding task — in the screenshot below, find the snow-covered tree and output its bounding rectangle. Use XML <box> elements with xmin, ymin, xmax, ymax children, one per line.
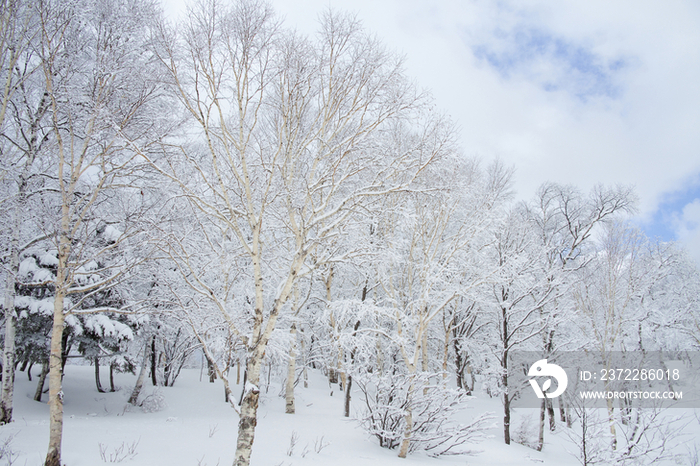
<box><xmin>523</xmin><ymin>183</ymin><xmax>636</xmax><ymax>448</ymax></box>
<box><xmin>364</xmin><ymin>157</ymin><xmax>510</xmax><ymax>457</ymax></box>
<box><xmin>479</xmin><ymin>207</ymin><xmax>558</xmax><ymax>445</ymax></box>
<box><xmin>144</xmin><ymin>2</ymin><xmax>444</xmax><ymax>464</ymax></box>
<box><xmin>0</xmin><ymin>0</ymin><xmax>52</xmax><ymax>424</ymax></box>
<box><xmin>33</xmin><ymin>0</ymin><xmax>167</xmax><ymax>463</ymax></box>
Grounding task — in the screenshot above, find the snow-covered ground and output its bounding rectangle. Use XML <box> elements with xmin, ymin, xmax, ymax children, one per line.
<box><xmin>1</xmin><ymin>364</ymin><xmax>697</xmax><ymax>465</ymax></box>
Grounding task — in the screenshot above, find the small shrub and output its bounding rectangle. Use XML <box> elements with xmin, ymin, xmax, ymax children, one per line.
<box><xmin>513</xmin><ymin>414</ymin><xmax>537</xmax><ymax>449</ymax></box>
<box><xmin>0</xmin><ymin>433</ymin><xmax>18</xmax><ymax>465</ymax></box>
<box><xmin>140</xmin><ymin>388</ymin><xmax>167</xmax><ymax>413</ymax></box>
<box><xmin>314</xmin><ymin>435</ymin><xmax>330</xmax><ymax>454</ymax></box>
<box><xmin>286</xmin><ymin>431</ymin><xmax>298</xmax><ymax>456</ymax></box>
<box><xmin>98</xmin><ymin>438</ymin><xmax>139</xmax><ymax>463</ymax></box>
<box><xmin>356</xmin><ymin>371</ymin><xmax>495</xmax><ymax>456</ymax></box>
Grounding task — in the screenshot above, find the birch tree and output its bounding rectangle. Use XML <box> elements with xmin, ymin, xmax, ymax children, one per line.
<box><xmin>0</xmin><ymin>0</ymin><xmax>36</xmax><ymax>133</ymax></box>
<box><xmin>37</xmin><ymin>1</ymin><xmax>165</xmax><ymax>464</ymax></box>
<box><xmin>147</xmin><ymin>2</ymin><xmax>437</xmax><ymax>464</ymax></box>
<box><xmin>0</xmin><ymin>0</ymin><xmax>48</xmax><ymax>425</ymax></box>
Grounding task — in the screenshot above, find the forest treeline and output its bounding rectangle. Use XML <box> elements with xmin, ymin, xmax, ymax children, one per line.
<box><xmin>1</xmin><ymin>0</ymin><xmax>698</xmax><ymax>465</ymax></box>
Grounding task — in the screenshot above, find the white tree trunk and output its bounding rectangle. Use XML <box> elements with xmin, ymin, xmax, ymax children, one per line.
<box><xmin>442</xmin><ymin>326</ymin><xmax>450</xmax><ymax>379</ymax></box>
<box><xmin>45</xmin><ymin>167</ymin><xmax>71</xmax><ymax>466</ymax></box>
<box><xmin>0</xmin><ymin>193</ymin><xmax>23</xmax><ymax>421</ymax></box>
<box><xmin>285</xmin><ymin>324</ymin><xmax>297</xmax><ymax>414</ymax></box>
<box><xmin>398</xmin><ymin>377</ymin><xmax>415</xmax><ymax>458</ymax></box>
<box><xmin>376</xmin><ymin>335</ymin><xmax>383</xmax><ymax>376</ymax></box>
<box><xmin>1</xmin><ymin>128</ymin><xmax>42</xmax><ymax>423</ymax></box>
<box><xmin>45</xmin><ymin>271</ymin><xmax>67</xmax><ymax>466</ymax></box>
<box><xmin>234</xmin><ymin>356</ymin><xmax>262</xmax><ymax>466</ymax></box>
<box><xmin>128</xmin><ymin>342</ymin><xmax>151</xmax><ymax>405</ymax></box>
<box><xmin>397</xmin><ymin>362</ymin><xmax>417</xmax><ymax>458</ymax></box>
<box><xmin>0</xmin><ymin>261</ymin><xmax>17</xmax><ymax>424</ymax></box>
<box><xmin>232</xmin><ymin>241</ymin><xmax>299</xmax><ymax>465</ymax></box>
<box><xmin>0</xmin><ymin>8</ymin><xmax>30</xmax><ymax>423</ymax></box>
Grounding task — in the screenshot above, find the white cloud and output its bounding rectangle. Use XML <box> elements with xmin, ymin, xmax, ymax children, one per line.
<box><xmin>273</xmin><ymin>0</ymin><xmax>700</xmax><ymax>218</ymax></box>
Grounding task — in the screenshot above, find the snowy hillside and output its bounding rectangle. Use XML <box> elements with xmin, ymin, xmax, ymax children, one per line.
<box><xmin>2</xmin><ymin>363</ymin><xmax>696</xmax><ymax>465</ymax></box>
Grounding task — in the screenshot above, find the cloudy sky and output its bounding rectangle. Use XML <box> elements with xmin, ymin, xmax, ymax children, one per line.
<box><xmin>165</xmin><ymin>0</ymin><xmax>700</xmax><ymax>262</ymax></box>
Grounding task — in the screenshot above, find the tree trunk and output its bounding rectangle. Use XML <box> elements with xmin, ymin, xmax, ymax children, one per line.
<box><xmin>34</xmin><ymin>362</ymin><xmax>49</xmax><ymax>402</ymax></box>
<box><xmin>398</xmin><ymin>408</ymin><xmax>413</xmax><ymax>458</ymax></box>
<box><xmin>453</xmin><ymin>336</ymin><xmax>464</xmax><ymax>390</ymax></box>
<box><xmin>45</xmin><ymin>267</ymin><xmax>68</xmax><ymax>466</ymax></box>
<box><xmin>547</xmin><ymin>397</ymin><xmax>556</xmax><ymax>431</ymax></box>
<box><xmin>265</xmin><ymin>359</ymin><xmax>272</xmax><ymax>394</ymax></box>
<box><xmin>344</xmin><ymin>320</ymin><xmax>360</xmax><ymax>418</ymax></box>
<box><xmin>1</xmin><ymin>102</ymin><xmax>42</xmax><ymax>424</ymax></box>
<box><xmin>150</xmin><ymin>335</ymin><xmax>157</xmax><ymax>386</ymax></box>
<box><xmin>0</xmin><ymin>206</ymin><xmax>20</xmax><ymax>424</ymax></box>
<box><xmin>0</xmin><ymin>297</ymin><xmax>16</xmax><ymax>424</ymax></box>
<box><xmin>581</xmin><ymin>407</ymin><xmax>589</xmax><ymax>466</ymax></box>
<box><xmin>94</xmin><ymin>357</ymin><xmax>104</xmax><ymax>393</ymax></box>
<box><xmin>502</xmin><ymin>304</ymin><xmax>511</xmax><ymax>445</ymax></box>
<box><xmin>208</xmin><ymin>356</ymin><xmax>216</xmax><ymax>383</ymax></box>
<box><xmin>338</xmin><ymin>352</ymin><xmax>346</xmax><ymax>391</ymax></box>
<box><xmin>466</xmin><ymin>364</ymin><xmax>475</xmax><ymax>393</ymax></box>
<box><xmin>326</xmin><ymin>268</ymin><xmax>340</xmax><ymax>388</ymax></box>
<box><xmin>128</xmin><ymin>342</ymin><xmax>150</xmax><ymax>405</ymax></box>
<box><xmin>234</xmin><ymin>357</ymin><xmax>262</xmax><ymax>466</ymax></box>
<box><xmin>238</xmin><ymin>367</ymin><xmax>247</xmax><ymax>406</ymax></box>
<box><xmin>232</xmin><ymin>240</ymin><xmax>300</xmax><ymax>465</ymax></box>
<box><xmin>60</xmin><ymin>333</ymin><xmax>71</xmax><ymax>374</ymax></box>
<box><xmin>44</xmin><ymin>186</ymin><xmax>72</xmax><ymax>466</ymax></box>
<box><xmin>163</xmin><ymin>361</ymin><xmax>172</xmax><ymax>387</ymax></box>
<box><xmin>559</xmin><ymin>396</ymin><xmax>567</xmax><ymax>422</ymax></box>
<box><xmin>421</xmin><ymin>332</ymin><xmax>429</xmax><ymax>373</ymax></box>
<box><xmin>109</xmin><ymin>361</ymin><xmax>116</xmax><ymax>392</ymax></box>
<box><xmin>537</xmin><ymin>399</ymin><xmax>545</xmax><ymax>451</ymax></box>
<box><xmin>299</xmin><ymin>331</ymin><xmax>308</xmax><ymax>388</ymax></box>
<box><xmin>502</xmin><ymin>351</ymin><xmax>511</xmax><ymax>445</ymax></box>
<box><xmin>199</xmin><ymin>353</ymin><xmax>204</xmax><ymax>382</ymax></box>
<box><xmin>442</xmin><ymin>326</ymin><xmax>450</xmax><ymax>379</ymax></box>
<box><xmin>420</xmin><ymin>324</ymin><xmax>429</xmax><ymax>396</ymax></box>
<box><xmin>398</xmin><ymin>377</ymin><xmax>415</xmax><ymax>458</ymax></box>
<box><xmin>285</xmin><ymin>324</ymin><xmax>297</xmax><ymax>414</ymax></box>
<box><xmin>503</xmin><ymin>390</ymin><xmax>511</xmax><ymax>445</ymax></box>
<box><xmin>606</xmin><ymin>397</ymin><xmax>617</xmax><ymax>450</ymax></box>
<box><xmin>343</xmin><ymin>374</ymin><xmax>353</xmax><ymax>418</ymax></box>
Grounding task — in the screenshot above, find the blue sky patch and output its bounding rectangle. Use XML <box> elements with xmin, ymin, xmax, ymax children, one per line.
<box><xmin>640</xmin><ymin>177</ymin><xmax>700</xmax><ymax>242</ymax></box>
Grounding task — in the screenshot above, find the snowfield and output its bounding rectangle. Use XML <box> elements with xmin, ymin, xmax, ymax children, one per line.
<box><xmin>4</xmin><ymin>363</ymin><xmax>695</xmax><ymax>465</ymax></box>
